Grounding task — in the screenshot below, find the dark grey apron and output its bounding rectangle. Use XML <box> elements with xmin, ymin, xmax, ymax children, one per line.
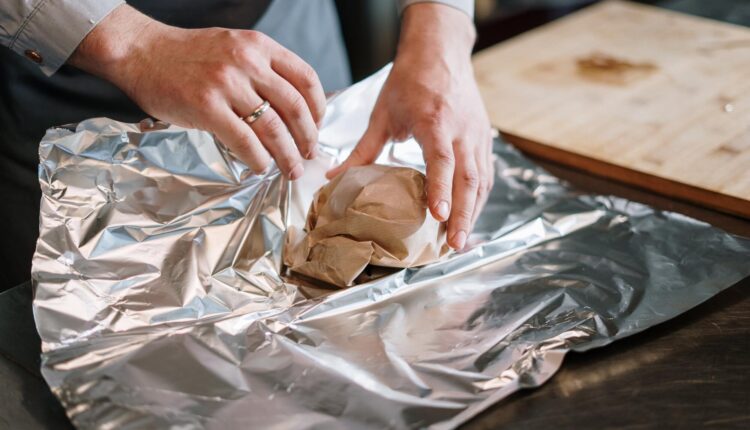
<box><xmin>0</xmin><ymin>0</ymin><xmax>350</xmax><ymax>288</ymax></box>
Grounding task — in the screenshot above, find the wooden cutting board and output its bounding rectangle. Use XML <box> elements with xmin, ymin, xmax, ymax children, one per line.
<box><xmin>473</xmin><ymin>0</ymin><xmax>750</xmax><ymax>218</ymax></box>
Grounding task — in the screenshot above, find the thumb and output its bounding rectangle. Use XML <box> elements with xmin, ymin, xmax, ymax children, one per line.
<box><xmin>326</xmin><ymin>113</ymin><xmax>389</xmax><ymax>179</ymax></box>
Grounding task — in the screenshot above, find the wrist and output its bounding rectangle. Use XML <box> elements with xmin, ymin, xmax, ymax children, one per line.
<box><xmin>397</xmin><ymin>3</ymin><xmax>475</xmax><ymax>66</ymax></box>
<box><xmin>69</xmin><ymin>5</ymin><xmax>164</xmax><ymax>88</ymax></box>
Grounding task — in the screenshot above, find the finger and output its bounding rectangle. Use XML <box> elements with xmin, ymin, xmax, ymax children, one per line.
<box><xmin>414</xmin><ymin>125</ymin><xmax>454</xmax><ymax>222</ymax></box>
<box><xmin>325</xmin><ymin>113</ymin><xmax>389</xmax><ymax>179</ymax></box>
<box><xmin>249</xmin><ymin>106</ymin><xmax>305</xmax><ymax>180</ymax></box>
<box><xmin>471</xmin><ymin>133</ymin><xmax>493</xmax><ymax>227</ymax></box>
<box><xmin>268</xmin><ymin>42</ymin><xmax>327</xmax><ymax>125</ymax></box>
<box><xmin>487</xmin><ymin>134</ymin><xmax>496</xmax><ymax>192</ymax></box>
<box><xmin>448</xmin><ymin>140</ymin><xmax>480</xmax><ymax>250</ymax></box>
<box><xmin>209</xmin><ymin>104</ymin><xmax>272</xmax><ymax>175</ymax></box>
<box><xmin>234</xmin><ymin>89</ymin><xmax>305</xmax><ymax>180</ymax></box>
<box><xmin>256</xmin><ymin>72</ymin><xmax>319</xmax><ymax>159</ymax></box>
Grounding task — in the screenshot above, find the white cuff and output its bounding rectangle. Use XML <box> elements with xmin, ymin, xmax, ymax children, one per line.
<box><xmin>4</xmin><ymin>0</ymin><xmax>125</xmax><ymax>76</ymax></box>
<box><xmin>397</xmin><ymin>0</ymin><xmax>474</xmax><ymax>19</ymax></box>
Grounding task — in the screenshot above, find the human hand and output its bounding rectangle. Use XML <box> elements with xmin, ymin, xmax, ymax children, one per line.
<box><xmin>327</xmin><ymin>4</ymin><xmax>494</xmax><ymax>249</ymax></box>
<box><xmin>70</xmin><ymin>5</ymin><xmax>326</xmax><ymax>179</ymax></box>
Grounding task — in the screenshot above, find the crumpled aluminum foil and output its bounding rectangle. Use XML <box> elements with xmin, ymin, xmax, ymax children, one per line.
<box><xmin>32</xmin><ymin>65</ymin><xmax>750</xmax><ymax>429</ymax></box>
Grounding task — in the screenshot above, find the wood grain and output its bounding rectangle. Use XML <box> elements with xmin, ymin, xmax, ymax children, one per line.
<box><xmin>473</xmin><ymin>0</ymin><xmax>750</xmax><ymax>218</ymax></box>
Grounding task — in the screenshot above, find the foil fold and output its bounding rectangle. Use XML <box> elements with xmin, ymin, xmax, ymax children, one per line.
<box><xmin>32</xmin><ymin>65</ymin><xmax>750</xmax><ymax>429</ymax></box>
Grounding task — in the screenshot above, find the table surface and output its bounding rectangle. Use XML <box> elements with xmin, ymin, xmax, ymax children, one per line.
<box><xmin>2</xmin><ymin>1</ymin><xmax>750</xmax><ymax>429</ymax></box>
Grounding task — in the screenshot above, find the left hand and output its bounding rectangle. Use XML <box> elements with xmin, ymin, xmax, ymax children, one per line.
<box><xmin>327</xmin><ymin>4</ymin><xmax>494</xmax><ymax>250</ymax></box>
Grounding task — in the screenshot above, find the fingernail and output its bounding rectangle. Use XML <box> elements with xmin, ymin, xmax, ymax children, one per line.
<box><xmin>289</xmin><ymin>164</ymin><xmax>304</xmax><ymax>181</ymax></box>
<box><xmin>435</xmin><ymin>200</ymin><xmax>450</xmax><ymax>221</ymax></box>
<box><xmin>451</xmin><ymin>230</ymin><xmax>467</xmax><ymax>250</ymax></box>
<box><xmin>306</xmin><ymin>147</ymin><xmax>318</xmax><ymax>160</ymax></box>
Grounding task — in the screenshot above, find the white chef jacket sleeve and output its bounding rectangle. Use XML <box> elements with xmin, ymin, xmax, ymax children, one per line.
<box><xmin>0</xmin><ymin>0</ymin><xmax>124</xmax><ymax>75</ymax></box>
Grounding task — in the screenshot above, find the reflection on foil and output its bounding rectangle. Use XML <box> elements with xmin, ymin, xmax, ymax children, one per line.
<box><xmin>32</xmin><ymin>65</ymin><xmax>750</xmax><ymax>429</ymax></box>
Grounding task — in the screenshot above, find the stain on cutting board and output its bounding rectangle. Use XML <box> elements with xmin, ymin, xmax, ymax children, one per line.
<box><xmin>523</xmin><ymin>52</ymin><xmax>658</xmax><ymax>87</ymax></box>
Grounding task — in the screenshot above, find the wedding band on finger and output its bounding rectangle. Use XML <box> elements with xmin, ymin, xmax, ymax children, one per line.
<box><xmin>243</xmin><ymin>100</ymin><xmax>270</xmax><ymax>124</ymax></box>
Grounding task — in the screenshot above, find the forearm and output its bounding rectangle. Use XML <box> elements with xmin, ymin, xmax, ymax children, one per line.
<box><xmin>68</xmin><ymin>4</ymin><xmax>162</xmax><ymax>92</ymax></box>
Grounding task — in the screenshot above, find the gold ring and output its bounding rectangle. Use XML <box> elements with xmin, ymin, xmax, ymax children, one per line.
<box><xmin>243</xmin><ymin>100</ymin><xmax>270</xmax><ymax>124</ymax></box>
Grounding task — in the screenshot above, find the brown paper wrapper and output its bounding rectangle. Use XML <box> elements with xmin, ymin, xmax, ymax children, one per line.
<box><xmin>284</xmin><ymin>165</ymin><xmax>449</xmax><ymax>287</ymax></box>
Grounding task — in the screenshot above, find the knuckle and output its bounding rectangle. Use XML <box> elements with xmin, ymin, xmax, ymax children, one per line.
<box><xmin>350</xmin><ymin>145</ymin><xmax>367</xmax><ymax>160</ymax></box>
<box><xmin>194</xmin><ymin>88</ymin><xmax>218</xmax><ymax>110</ymax></box>
<box><xmin>236</xmin><ymin>48</ymin><xmax>263</xmax><ymax>73</ymax></box>
<box><xmin>299</xmin><ymin>64</ymin><xmax>320</xmax><ymax>90</ymax></box>
<box><xmin>454</xmin><ymin>206</ymin><xmax>474</xmax><ymax>223</ymax></box>
<box><xmin>417</xmin><ymin>117</ymin><xmax>445</xmax><ymax>134</ymax></box>
<box><xmin>431</xmin><ymin>147</ymin><xmax>454</xmax><ymax>166</ymax></box>
<box><xmin>262</xmin><ymin>115</ymin><xmax>287</xmax><ymax>139</ymax></box>
<box><xmin>414</xmin><ymin>123</ymin><xmax>445</xmax><ymax>145</ymax></box>
<box><xmin>208</xmin><ymin>64</ymin><xmax>233</xmax><ymax>87</ymax></box>
<box><xmin>234</xmin><ymin>133</ymin><xmax>256</xmax><ymax>152</ymax></box>
<box><xmin>429</xmin><ymin>180</ymin><xmax>452</xmax><ymax>198</ymax></box>
<box><xmin>244</xmin><ymin>30</ymin><xmax>267</xmax><ymax>46</ymax></box>
<box><xmin>216</xmin><ymin>28</ymin><xmax>234</xmax><ymax>42</ymax></box>
<box><xmin>234</xmin><ymin>46</ymin><xmax>252</xmax><ymax>63</ymax></box>
<box><xmin>421</xmin><ymin>98</ymin><xmax>451</xmax><ymax>128</ymax></box>
<box><xmin>222</xmin><ymin>30</ymin><xmax>257</xmax><ymax>57</ymax></box>
<box><xmin>460</xmin><ymin>168</ymin><xmax>480</xmax><ymax>189</ymax></box>
<box><xmin>288</xmin><ymin>94</ymin><xmax>308</xmax><ymax>121</ymax></box>
<box><xmin>221</xmin><ymin>130</ymin><xmax>253</xmax><ymax>155</ymax></box>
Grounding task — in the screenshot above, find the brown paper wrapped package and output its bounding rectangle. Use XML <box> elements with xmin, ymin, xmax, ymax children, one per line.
<box><xmin>284</xmin><ymin>165</ymin><xmax>450</xmax><ymax>287</ymax></box>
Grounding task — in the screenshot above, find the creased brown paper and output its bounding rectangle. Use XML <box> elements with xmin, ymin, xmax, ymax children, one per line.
<box><xmin>284</xmin><ymin>165</ymin><xmax>449</xmax><ymax>287</ymax></box>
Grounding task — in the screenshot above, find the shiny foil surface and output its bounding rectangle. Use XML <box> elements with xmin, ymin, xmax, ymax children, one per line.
<box><xmin>32</xmin><ymin>66</ymin><xmax>750</xmax><ymax>429</ymax></box>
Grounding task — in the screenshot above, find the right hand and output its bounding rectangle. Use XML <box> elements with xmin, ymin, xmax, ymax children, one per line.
<box><xmin>70</xmin><ymin>5</ymin><xmax>326</xmax><ymax>180</ymax></box>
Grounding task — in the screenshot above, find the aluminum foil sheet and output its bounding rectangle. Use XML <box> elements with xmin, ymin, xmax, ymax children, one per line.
<box><xmin>32</xmin><ymin>66</ymin><xmax>750</xmax><ymax>429</ymax></box>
